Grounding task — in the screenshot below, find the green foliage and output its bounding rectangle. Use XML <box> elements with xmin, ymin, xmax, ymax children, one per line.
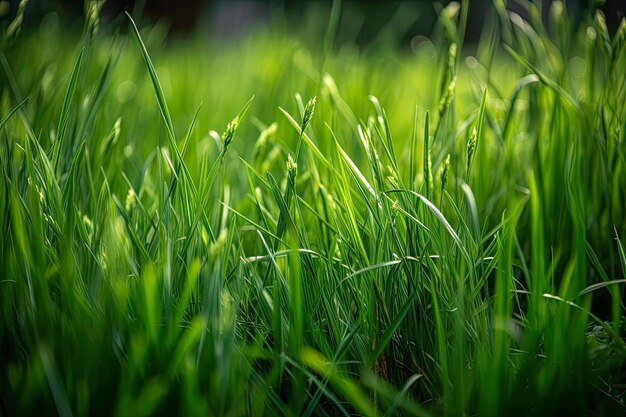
<box><xmin>1</xmin><ymin>2</ymin><xmax>625</xmax><ymax>416</ymax></box>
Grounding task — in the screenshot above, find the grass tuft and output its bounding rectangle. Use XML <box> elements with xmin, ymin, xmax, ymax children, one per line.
<box><xmin>1</xmin><ymin>2</ymin><xmax>625</xmax><ymax>416</ymax></box>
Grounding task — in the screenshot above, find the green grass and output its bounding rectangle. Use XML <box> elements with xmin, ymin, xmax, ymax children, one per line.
<box><xmin>1</xmin><ymin>1</ymin><xmax>625</xmax><ymax>416</ymax></box>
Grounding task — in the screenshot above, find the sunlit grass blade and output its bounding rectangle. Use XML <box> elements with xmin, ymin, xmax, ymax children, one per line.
<box><xmin>52</xmin><ymin>47</ymin><xmax>84</xmax><ymax>172</ymax></box>
<box><xmin>126</xmin><ymin>12</ymin><xmax>175</xmax><ymax>145</ymax></box>
<box><xmin>301</xmin><ymin>347</ymin><xmax>380</xmax><ymax>417</ymax></box>
<box><xmin>0</xmin><ymin>96</ymin><xmax>28</xmax><ymax>130</ymax></box>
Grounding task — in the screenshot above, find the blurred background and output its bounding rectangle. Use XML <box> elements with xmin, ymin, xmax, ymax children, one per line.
<box><xmin>1</xmin><ymin>0</ymin><xmax>625</xmax><ymax>45</ymax></box>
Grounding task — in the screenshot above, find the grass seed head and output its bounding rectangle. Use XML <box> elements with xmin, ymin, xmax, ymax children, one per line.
<box><xmin>302</xmin><ymin>96</ymin><xmax>317</xmax><ymax>130</ymax></box>
<box><xmin>209</xmin><ymin>229</ymin><xmax>228</xmax><ymax>259</ymax></box>
<box><xmin>550</xmin><ymin>2</ymin><xmax>564</xmax><ymax>29</ymax></box>
<box><xmin>253</xmin><ymin>122</ymin><xmax>277</xmax><ymax>162</ymax></box>
<box><xmin>86</xmin><ymin>1</ymin><xmax>104</xmax><ymax>37</ymax></box>
<box><xmin>113</xmin><ymin>117</ymin><xmax>121</xmax><ymax>141</ymax></box>
<box><xmin>28</xmin><ymin>179</ymin><xmax>46</xmax><ymax>205</ymax></box>
<box><xmin>467</xmin><ymin>126</ymin><xmax>477</xmax><ymax>172</ymax></box>
<box><xmin>439</xmin><ymin>76</ymin><xmax>457</xmax><ymax>115</ymax></box>
<box><xmin>448</xmin><ymin>43</ymin><xmax>457</xmax><ymax>67</ymax></box>
<box><xmin>586</xmin><ymin>26</ymin><xmax>597</xmax><ymax>42</ymax></box>
<box><xmin>221</xmin><ymin>115</ymin><xmax>240</xmax><ymax>153</ymax></box>
<box><xmin>287</xmin><ymin>154</ymin><xmax>298</xmax><ymax>182</ymax></box>
<box><xmin>386</xmin><ymin>165</ymin><xmax>399</xmax><ymax>188</ymax></box>
<box><xmin>125</xmin><ymin>188</ymin><xmax>137</xmax><ymax>213</ymax></box>
<box><xmin>441</xmin><ymin>154</ymin><xmax>451</xmax><ymax>189</ymax></box>
<box><xmin>43</xmin><ymin>212</ymin><xmax>56</xmax><ymax>227</ymax></box>
<box><xmin>613</xmin><ymin>18</ymin><xmax>626</xmax><ymax>56</ymax></box>
<box><xmin>82</xmin><ymin>213</ymin><xmax>94</xmax><ymax>242</ymax></box>
<box><xmin>5</xmin><ymin>0</ymin><xmax>28</xmax><ymax>39</ymax></box>
<box><xmin>594</xmin><ymin>11</ymin><xmax>612</xmax><ymax>59</ymax></box>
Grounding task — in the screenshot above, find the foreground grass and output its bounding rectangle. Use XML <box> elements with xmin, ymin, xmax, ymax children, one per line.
<box><xmin>1</xmin><ymin>2</ymin><xmax>625</xmax><ymax>416</ymax></box>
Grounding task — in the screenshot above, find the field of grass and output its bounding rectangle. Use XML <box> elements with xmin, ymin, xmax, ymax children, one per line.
<box><xmin>1</xmin><ymin>1</ymin><xmax>625</xmax><ymax>416</ymax></box>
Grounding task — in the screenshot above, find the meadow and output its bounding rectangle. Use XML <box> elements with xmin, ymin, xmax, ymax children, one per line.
<box><xmin>1</xmin><ymin>1</ymin><xmax>625</xmax><ymax>416</ymax></box>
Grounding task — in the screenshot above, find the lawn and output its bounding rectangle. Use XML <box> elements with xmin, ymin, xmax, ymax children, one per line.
<box><xmin>1</xmin><ymin>1</ymin><xmax>625</xmax><ymax>416</ymax></box>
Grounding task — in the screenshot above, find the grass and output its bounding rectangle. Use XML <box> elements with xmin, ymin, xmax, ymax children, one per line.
<box><xmin>1</xmin><ymin>1</ymin><xmax>625</xmax><ymax>416</ymax></box>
